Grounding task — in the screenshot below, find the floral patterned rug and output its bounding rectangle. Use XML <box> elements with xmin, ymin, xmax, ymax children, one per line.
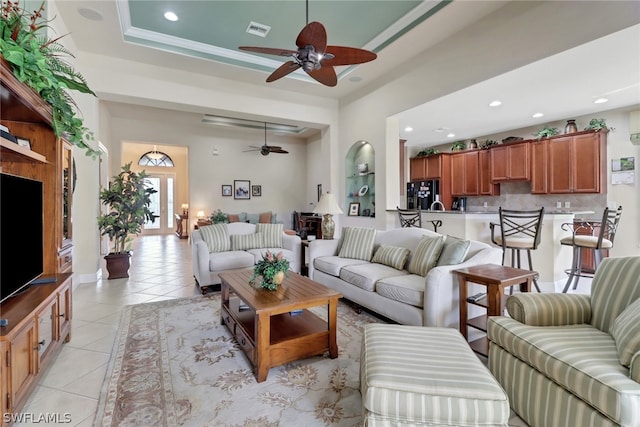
<box><xmin>93</xmin><ymin>294</ymin><xmax>382</xmax><ymax>427</ymax></box>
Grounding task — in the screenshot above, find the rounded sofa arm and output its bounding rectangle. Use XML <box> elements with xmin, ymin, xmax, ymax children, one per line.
<box><xmin>506</xmin><ymin>293</ymin><xmax>592</xmax><ymax>326</ymax></box>
<box><xmin>307</xmin><ymin>239</ymin><xmax>340</xmax><ymax>279</ymax></box>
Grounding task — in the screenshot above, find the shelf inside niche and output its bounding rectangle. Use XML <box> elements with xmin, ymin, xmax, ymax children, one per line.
<box><xmin>1</xmin><ymin>137</ymin><xmax>47</xmax><ymax>163</ymax></box>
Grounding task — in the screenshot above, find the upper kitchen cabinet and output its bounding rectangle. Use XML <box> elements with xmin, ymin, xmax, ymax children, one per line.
<box><xmin>547</xmin><ymin>130</ymin><xmax>606</xmax><ymax>194</ymax></box>
<box><xmin>490</xmin><ymin>142</ymin><xmax>530</xmax><ymax>182</ymax></box>
<box><xmin>409</xmin><ymin>154</ymin><xmax>442</xmax><ymax>181</ymax></box>
<box><xmin>479</xmin><ymin>150</ymin><xmax>500</xmax><ymax>196</ymax></box>
<box><xmin>450</xmin><ymin>151</ymin><xmax>479</xmax><ymax>196</ymax></box>
<box><xmin>530</xmin><ymin>139</ymin><xmax>549</xmax><ymax>194</ymax></box>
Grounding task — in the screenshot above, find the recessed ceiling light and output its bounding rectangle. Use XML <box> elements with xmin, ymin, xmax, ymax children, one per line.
<box><xmin>164</xmin><ymin>11</ymin><xmax>178</xmax><ymax>21</ymax></box>
<box><xmin>246</xmin><ymin>21</ymin><xmax>271</xmax><ymax>37</ymax></box>
<box><xmin>489</xmin><ymin>100</ymin><xmax>502</xmax><ymax>107</ymax></box>
<box><xmin>433</xmin><ymin>127</ymin><xmax>449</xmax><ymax>133</ymax></box>
<box><xmin>77</xmin><ymin>7</ymin><xmax>103</xmax><ymax>21</ymax></box>
<box><xmin>404</xmin><ymin>126</ymin><xmax>413</xmax><ymax>132</ymax></box>
<box><xmin>447</xmin><ymin>133</ymin><xmax>455</xmax><ymax>138</ymax></box>
<box><xmin>594</xmin><ymin>97</ymin><xmax>609</xmax><ymax>104</ymax></box>
<box><xmin>532</xmin><ymin>112</ymin><xmax>544</xmax><ymax>118</ymax></box>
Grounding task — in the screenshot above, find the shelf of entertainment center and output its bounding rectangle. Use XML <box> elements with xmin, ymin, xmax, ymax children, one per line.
<box><xmin>1</xmin><ymin>137</ymin><xmax>47</xmax><ymax>163</ymax></box>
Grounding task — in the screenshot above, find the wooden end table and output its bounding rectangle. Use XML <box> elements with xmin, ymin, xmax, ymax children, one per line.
<box><xmin>453</xmin><ymin>264</ymin><xmax>537</xmax><ymax>357</ymax></box>
<box><xmin>219</xmin><ymin>269</ymin><xmax>342</xmax><ymax>382</ymax></box>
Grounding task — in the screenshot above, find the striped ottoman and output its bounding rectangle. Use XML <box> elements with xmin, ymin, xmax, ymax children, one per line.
<box><xmin>360</xmin><ymin>324</ymin><xmax>509</xmax><ymax>426</ymax></box>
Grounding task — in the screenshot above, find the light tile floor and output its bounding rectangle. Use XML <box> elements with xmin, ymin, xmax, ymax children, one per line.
<box><xmin>14</xmin><ymin>234</ymin><xmax>592</xmax><ymax>426</ymax></box>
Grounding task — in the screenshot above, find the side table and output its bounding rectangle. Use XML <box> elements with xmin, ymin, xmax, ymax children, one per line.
<box><xmin>301</xmin><ymin>240</ymin><xmax>309</xmax><ymax>276</ymax></box>
<box><xmin>175</xmin><ymin>213</ymin><xmax>189</xmax><ymax>239</ymax></box>
<box><xmin>452</xmin><ymin>264</ymin><xmax>537</xmax><ymax>357</ymax></box>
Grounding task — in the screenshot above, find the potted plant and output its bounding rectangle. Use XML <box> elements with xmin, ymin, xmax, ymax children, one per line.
<box><xmin>209</xmin><ymin>209</ymin><xmax>229</xmax><ymax>224</ymax></box>
<box><xmin>416</xmin><ymin>148</ymin><xmax>439</xmax><ymax>157</ymax></box>
<box><xmin>1</xmin><ymin>1</ymin><xmax>98</xmax><ymax>157</ymax></box>
<box><xmin>451</xmin><ymin>141</ymin><xmax>466</xmax><ymax>151</ymax></box>
<box><xmin>98</xmin><ymin>162</ymin><xmax>157</xmax><ymax>279</ymax></box>
<box><xmin>585</xmin><ymin>118</ymin><xmax>613</xmax><ymax>132</ymax></box>
<box><xmin>534</xmin><ymin>126</ymin><xmax>559</xmax><ymax>139</ymax></box>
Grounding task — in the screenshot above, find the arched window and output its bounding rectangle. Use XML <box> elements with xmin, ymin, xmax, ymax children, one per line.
<box><xmin>138</xmin><ymin>146</ymin><xmax>174</xmax><ymax>167</ymax></box>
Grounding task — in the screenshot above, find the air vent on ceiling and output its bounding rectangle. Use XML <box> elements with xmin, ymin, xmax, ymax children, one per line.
<box><xmin>246</xmin><ymin>21</ymin><xmax>271</xmax><ymax>37</ymax></box>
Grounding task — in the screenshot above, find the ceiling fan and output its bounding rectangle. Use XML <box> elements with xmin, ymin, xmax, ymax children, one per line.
<box><xmin>239</xmin><ymin>0</ymin><xmax>377</xmax><ymax>87</ymax></box>
<box><xmin>244</xmin><ymin>123</ymin><xmax>289</xmax><ymax>156</ymax></box>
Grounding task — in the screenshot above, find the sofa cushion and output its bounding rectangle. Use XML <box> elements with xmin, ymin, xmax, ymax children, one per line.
<box><xmin>338</xmin><ymin>226</ymin><xmax>376</xmax><ymax>261</ymax></box>
<box><xmin>259</xmin><ymin>211</ymin><xmax>272</xmax><ymax>223</ymax></box>
<box><xmin>371</xmin><ymin>245</ymin><xmax>410</xmax><ymax>270</ymax></box>
<box><xmin>256</xmin><ymin>223</ymin><xmax>283</xmax><ymax>248</ymax></box>
<box><xmin>313</xmin><ymin>256</ymin><xmax>369</xmax><ymax>277</ymax></box>
<box><xmin>488</xmin><ymin>316</ymin><xmax>640</xmax><ymax>426</ymax></box>
<box><xmin>437</xmin><ymin>235</ymin><xmax>471</xmax><ymax>266</ymax></box>
<box><xmin>376</xmin><ymin>274</ymin><xmax>425</xmax><ymax>308</ymax></box>
<box><xmin>340</xmin><ymin>263</ymin><xmax>408</xmax><ymax>292</ymax></box>
<box><xmin>407</xmin><ymin>235</ymin><xmax>444</xmax><ymax>276</ymax></box>
<box><xmin>610</xmin><ymin>298</ymin><xmax>640</xmax><ymax>367</ymax></box>
<box><xmin>231</xmin><ymin>232</ymin><xmax>263</xmax><ymax>250</ymax></box>
<box><xmin>209</xmin><ymin>250</ymin><xmax>254</xmax><ymax>271</ymax></box>
<box><xmin>199</xmin><ymin>224</ymin><xmax>231</xmax><ymax>253</ymax></box>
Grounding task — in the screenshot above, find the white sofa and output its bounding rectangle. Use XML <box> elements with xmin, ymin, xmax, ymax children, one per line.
<box><xmin>192</xmin><ymin>222</ymin><xmax>301</xmax><ymax>293</ymax></box>
<box><xmin>308</xmin><ymin>227</ymin><xmax>502</xmax><ymax>328</ymax></box>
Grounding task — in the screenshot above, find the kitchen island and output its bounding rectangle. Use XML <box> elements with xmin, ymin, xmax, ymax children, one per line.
<box><xmin>407</xmin><ymin>210</ymin><xmax>597</xmax><ymax>292</ymax></box>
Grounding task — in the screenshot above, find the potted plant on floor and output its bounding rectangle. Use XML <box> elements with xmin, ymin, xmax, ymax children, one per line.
<box><xmin>98</xmin><ymin>162</ymin><xmax>158</xmax><ymax>279</ymax></box>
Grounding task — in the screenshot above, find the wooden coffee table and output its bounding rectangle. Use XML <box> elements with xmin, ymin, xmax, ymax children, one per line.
<box><xmin>219</xmin><ymin>269</ymin><xmax>342</xmax><ymax>382</ymax></box>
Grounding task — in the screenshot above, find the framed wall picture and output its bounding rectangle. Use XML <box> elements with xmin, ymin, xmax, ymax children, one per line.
<box><xmin>16</xmin><ymin>137</ymin><xmax>31</xmax><ymax>150</ymax></box>
<box><xmin>252</xmin><ymin>185</ymin><xmax>262</xmax><ymax>197</ymax></box>
<box><xmin>222</xmin><ymin>184</ymin><xmax>232</xmax><ymax>196</ymax></box>
<box><xmin>348</xmin><ymin>202</ymin><xmax>360</xmax><ymax>216</ymax></box>
<box><xmin>234</xmin><ymin>180</ymin><xmax>250</xmax><ymax>199</ymax></box>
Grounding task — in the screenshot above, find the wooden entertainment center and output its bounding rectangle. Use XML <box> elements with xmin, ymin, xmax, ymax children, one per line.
<box><xmin>1</xmin><ymin>60</ymin><xmax>73</xmax><ymax>424</ymax></box>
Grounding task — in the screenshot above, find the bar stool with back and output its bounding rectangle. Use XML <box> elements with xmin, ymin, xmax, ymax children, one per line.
<box><xmin>490</xmin><ymin>207</ymin><xmax>544</xmax><ymax>292</ymax></box>
<box><xmin>560</xmin><ymin>206</ymin><xmax>622</xmax><ymax>293</ymax></box>
<box><xmin>397</xmin><ymin>206</ymin><xmax>422</xmax><ymax>228</ymax></box>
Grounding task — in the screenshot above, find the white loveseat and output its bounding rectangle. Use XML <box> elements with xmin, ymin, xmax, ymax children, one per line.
<box><xmin>192</xmin><ymin>222</ymin><xmax>301</xmax><ymax>292</ymax></box>
<box><xmin>308</xmin><ymin>227</ymin><xmax>502</xmax><ymax>328</ymax></box>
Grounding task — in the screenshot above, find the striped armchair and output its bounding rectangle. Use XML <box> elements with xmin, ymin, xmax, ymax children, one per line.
<box><xmin>487</xmin><ymin>256</ymin><xmax>640</xmax><ymax>427</ymax></box>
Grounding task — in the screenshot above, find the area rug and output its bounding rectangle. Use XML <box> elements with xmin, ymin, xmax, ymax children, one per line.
<box><xmin>93</xmin><ymin>294</ymin><xmax>382</xmax><ymax>427</ymax></box>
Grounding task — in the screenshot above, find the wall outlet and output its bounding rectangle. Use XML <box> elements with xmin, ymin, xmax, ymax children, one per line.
<box><xmin>564</xmin><ymin>201</ymin><xmax>571</xmax><ymax>210</ymax></box>
<box><xmin>556</xmin><ymin>202</ymin><xmax>562</xmax><ymax>209</ymax></box>
<box><xmin>483</xmin><ymin>202</ymin><xmax>488</xmax><ymax>208</ymax></box>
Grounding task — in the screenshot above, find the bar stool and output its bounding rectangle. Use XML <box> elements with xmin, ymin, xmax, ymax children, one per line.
<box><xmin>397</xmin><ymin>206</ymin><xmax>422</xmax><ymax>228</ymax></box>
<box><xmin>490</xmin><ymin>207</ymin><xmax>544</xmax><ymax>292</ymax></box>
<box><xmin>560</xmin><ymin>206</ymin><xmax>622</xmax><ymax>293</ymax></box>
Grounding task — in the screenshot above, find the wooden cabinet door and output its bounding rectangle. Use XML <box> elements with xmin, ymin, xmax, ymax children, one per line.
<box><xmin>572</xmin><ymin>133</ymin><xmax>600</xmax><ymax>193</ymax></box>
<box><xmin>409</xmin><ymin>157</ymin><xmax>426</xmax><ymax>181</ymax></box>
<box><xmin>58</xmin><ymin>278</ymin><xmax>72</xmax><ymax>342</ymax></box>
<box><xmin>479</xmin><ymin>150</ymin><xmax>499</xmax><ymax>195</ymax></box>
<box><xmin>548</xmin><ymin>136</ymin><xmax>573</xmax><ymax>193</ymax></box>
<box><xmin>36</xmin><ymin>298</ymin><xmax>58</xmax><ymax>368</ymax></box>
<box><xmin>508</xmin><ymin>143</ymin><xmax>530</xmax><ymax>180</ymax></box>
<box><xmin>424</xmin><ymin>155</ymin><xmax>441</xmax><ymax>179</ymax></box>
<box><xmin>7</xmin><ymin>319</ymin><xmax>37</xmax><ymax>414</ymax></box>
<box><xmin>530</xmin><ymin>139</ymin><xmax>548</xmax><ymax>194</ymax></box>
<box><xmin>451</xmin><ymin>152</ymin><xmax>479</xmax><ymax>196</ymax></box>
<box><xmin>490</xmin><ymin>146</ymin><xmax>509</xmax><ymax>181</ymax></box>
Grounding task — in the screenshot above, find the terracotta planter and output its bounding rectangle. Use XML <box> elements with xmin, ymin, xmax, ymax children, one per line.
<box><xmin>104</xmin><ymin>252</ymin><xmax>131</xmax><ymax>279</ymax></box>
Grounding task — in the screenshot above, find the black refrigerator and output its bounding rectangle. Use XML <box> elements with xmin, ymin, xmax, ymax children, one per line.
<box><xmin>407</xmin><ymin>180</ymin><xmax>439</xmax><ymax>210</ymax></box>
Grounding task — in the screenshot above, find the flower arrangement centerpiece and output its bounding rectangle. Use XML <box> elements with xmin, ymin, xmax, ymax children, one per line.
<box><xmin>250</xmin><ymin>251</ymin><xmax>290</xmax><ymax>290</ymax></box>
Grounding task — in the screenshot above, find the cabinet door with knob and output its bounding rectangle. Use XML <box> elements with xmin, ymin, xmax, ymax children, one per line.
<box><xmin>5</xmin><ymin>318</ymin><xmax>38</xmax><ymax>418</ymax></box>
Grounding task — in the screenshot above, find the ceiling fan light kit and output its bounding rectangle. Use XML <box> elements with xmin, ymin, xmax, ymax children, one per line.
<box><xmin>239</xmin><ymin>1</ymin><xmax>376</xmax><ymax>87</ymax></box>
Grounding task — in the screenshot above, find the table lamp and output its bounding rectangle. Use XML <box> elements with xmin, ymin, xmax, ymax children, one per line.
<box><xmin>313</xmin><ymin>192</ymin><xmax>343</xmax><ymax>240</ymax></box>
<box><xmin>181</xmin><ymin>203</ymin><xmax>189</xmax><ymax>215</ymax></box>
<box><xmin>196</xmin><ymin>210</ymin><xmax>205</xmax><ymax>219</ymax></box>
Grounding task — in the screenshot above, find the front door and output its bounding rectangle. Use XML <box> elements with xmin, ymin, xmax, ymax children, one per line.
<box><xmin>143</xmin><ymin>173</ymin><xmax>176</xmax><ymax>235</ymax></box>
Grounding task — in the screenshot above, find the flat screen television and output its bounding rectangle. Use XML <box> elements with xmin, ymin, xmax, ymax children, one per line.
<box><xmin>0</xmin><ymin>173</ymin><xmax>44</xmax><ymax>303</ymax></box>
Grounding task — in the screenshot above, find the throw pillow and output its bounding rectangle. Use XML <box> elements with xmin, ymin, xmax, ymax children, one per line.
<box><xmin>372</xmin><ymin>245</ymin><xmax>410</xmax><ymax>270</ymax></box>
<box><xmin>610</xmin><ymin>298</ymin><xmax>640</xmax><ymax>367</ymax></box>
<box><xmin>407</xmin><ymin>236</ymin><xmax>445</xmax><ymax>276</ymax></box>
<box><xmin>199</xmin><ymin>224</ymin><xmax>230</xmax><ymax>253</ymax></box>
<box><xmin>259</xmin><ymin>212</ymin><xmax>272</xmax><ymax>223</ymax></box>
<box><xmin>230</xmin><ymin>232</ymin><xmax>264</xmax><ymax>251</ymax></box>
<box><xmin>338</xmin><ymin>227</ymin><xmax>376</xmax><ymax>261</ymax></box>
<box><xmin>437</xmin><ymin>235</ymin><xmax>471</xmax><ymax>266</ymax></box>
<box><xmin>227</xmin><ymin>214</ymin><xmax>240</xmax><ymax>223</ymax></box>
<box><xmin>256</xmin><ymin>223</ymin><xmax>283</xmax><ymax>248</ymax></box>
<box><xmin>246</xmin><ymin>213</ymin><xmax>260</xmax><ymax>224</ymax></box>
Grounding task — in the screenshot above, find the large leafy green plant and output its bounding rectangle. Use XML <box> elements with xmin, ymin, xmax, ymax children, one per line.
<box><xmin>98</xmin><ymin>163</ymin><xmax>158</xmax><ymax>254</ymax></box>
<box><xmin>0</xmin><ymin>1</ymin><xmax>98</xmax><ymax>156</ymax></box>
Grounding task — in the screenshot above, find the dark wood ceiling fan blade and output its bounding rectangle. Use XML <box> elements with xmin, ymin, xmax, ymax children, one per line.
<box><xmin>307</xmin><ymin>65</ymin><xmax>337</xmax><ymax>87</ymax></box>
<box><xmin>266</xmin><ymin>61</ymin><xmax>301</xmax><ymax>82</ymax></box>
<box><xmin>239</xmin><ymin>46</ymin><xmax>297</xmax><ymax>57</ymax></box>
<box><xmin>271</xmin><ymin>148</ymin><xmax>289</xmax><ymax>154</ymax></box>
<box><xmin>323</xmin><ymin>46</ymin><xmax>377</xmax><ymax>66</ymax></box>
<box><xmin>296</xmin><ymin>21</ymin><xmax>327</xmax><ymax>52</ymax></box>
